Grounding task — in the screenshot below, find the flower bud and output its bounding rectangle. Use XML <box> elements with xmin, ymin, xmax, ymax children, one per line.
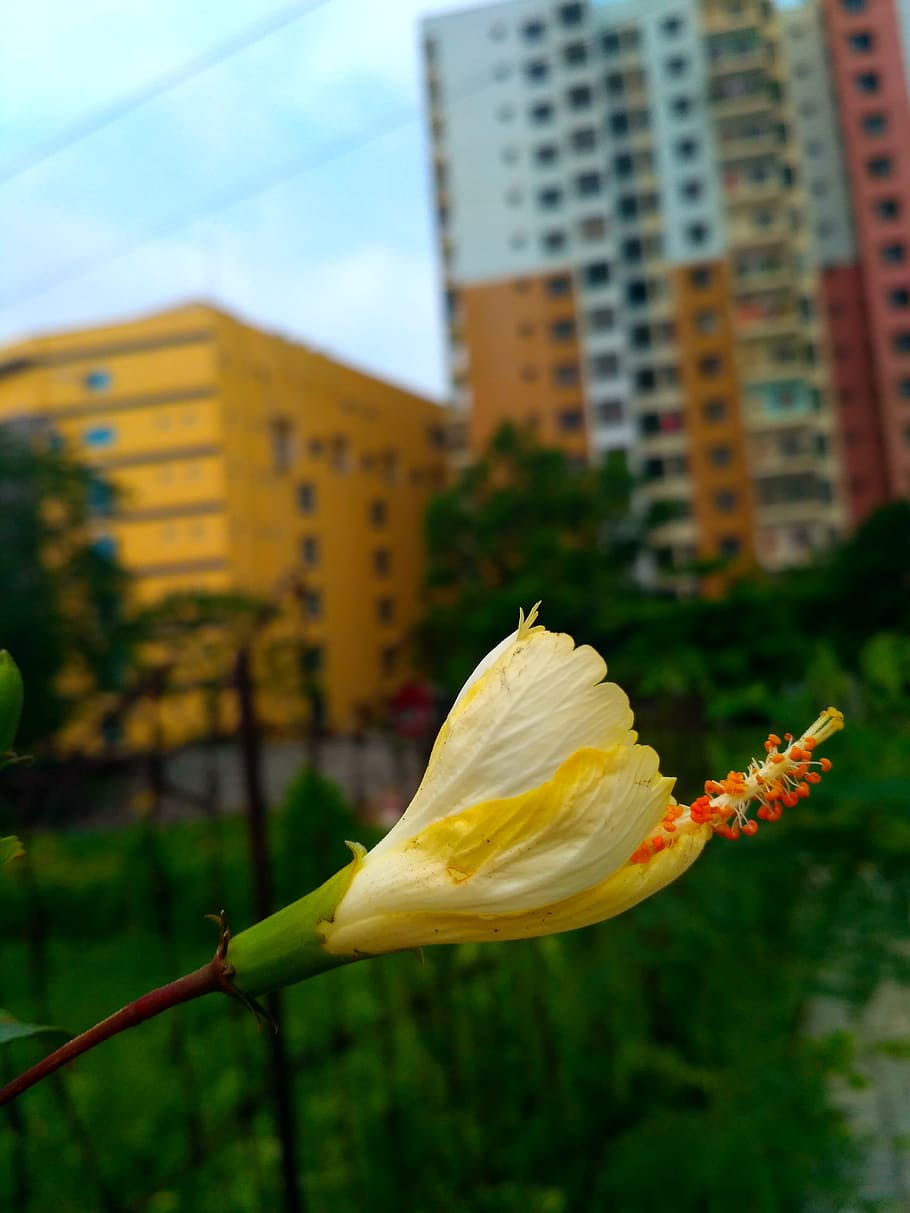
<box><xmin>0</xmin><ymin>652</ymin><xmax>23</xmax><ymax>755</ymax></box>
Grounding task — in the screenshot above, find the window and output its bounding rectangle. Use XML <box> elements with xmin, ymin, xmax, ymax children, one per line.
<box><xmin>590</xmin><ymin>352</ymin><xmax>620</xmax><ymax>378</ymax></box>
<box><xmin>92</xmin><ymin>534</ymin><xmax>118</xmax><ymax>560</ymax></box>
<box><xmin>680</xmin><ymin>179</ymin><xmax>702</xmax><ymax>203</ymax></box>
<box><xmin>584</xmin><ymin>260</ymin><xmax>611</xmax><ymax>287</ymax></box>
<box><xmin>301</xmin><ymin>535</ymin><xmax>319</xmax><ymax>568</ymax></box>
<box><xmin>596</xmin><ymin>400</ymin><xmax>624</xmax><ymax>424</ymax></box>
<box><xmin>843</xmin><ymin>0</ymin><xmax>865</xmax><ymax>9</ymax></box>
<box><xmin>671</xmin><ymin>95</ymin><xmax>692</xmax><ymax>117</ymax></box>
<box><xmin>563</xmin><ymin>41</ymin><xmax>587</xmax><ymax>66</ymax></box>
<box><xmin>546</xmin><ymin>273</ymin><xmax>572</xmax><ymax>297</ymax></box>
<box><xmin>719</xmin><ymin>536</ymin><xmax>741</xmax><ymax>558</ymax></box>
<box><xmin>876</xmin><ymin>198</ymin><xmax>900</xmax><ymax>221</ymax></box>
<box><xmin>530</xmin><ymin>101</ymin><xmax>554</xmax><ymax>124</ymax></box>
<box><xmin>893</xmin><ymin>331</ymin><xmax>910</xmax><ymax>353</ymax></box>
<box><xmin>662</xmin><ymin>15</ymin><xmax>683</xmax><ymax>36</ymax></box>
<box><xmin>675</xmin><ymin>137</ymin><xmax>699</xmax><ymax>161</ymax></box>
<box><xmin>890</xmin><ymin>287</ymin><xmax>910</xmax><ymax>308</ymax></box>
<box><xmin>666</xmin><ymin>55</ymin><xmax>688</xmax><ymax>76</ymax></box>
<box><xmin>83</xmin><ymin>368</ymin><xmax>112</xmax><ymax>392</ymax></box>
<box><xmin>304</xmin><ymin>589</ymin><xmax>322</xmax><ymax>621</ymax></box>
<box><xmin>626</xmin><ymin>278</ymin><xmax>649</xmax><ymax>306</ymax></box>
<box><xmin>578</xmin><ymin>215</ymin><xmax>606</xmax><ymax>241</ymax></box>
<box><xmin>538</xmin><ymin>185</ymin><xmax>562</xmax><ymax>209</ymax></box>
<box><xmin>868</xmin><ymin>156</ymin><xmax>892</xmax><ymax>178</ymax></box>
<box><xmin>587</xmin><ymin>305</ymin><xmax>615</xmax><ymax>331</ymax></box>
<box><xmin>330</xmin><ymin>434</ymin><xmax>350</xmax><ymax>472</ymax></box>
<box><xmin>576</xmin><ymin>171</ymin><xmax>602</xmax><ymax>196</ymax></box>
<box><xmin>270</xmin><ymin>418</ymin><xmax>294</xmax><ymax>473</ymax></box>
<box><xmin>535</xmin><ymin>143</ymin><xmax>558</xmax><ymax>166</ymax></box>
<box><xmin>689</xmin><ymin>265</ymin><xmax>713</xmax><ymax>289</ymax></box>
<box><xmin>622</xmin><ymin>237</ymin><xmax>643</xmax><ymax>265</ymax></box>
<box><xmin>696</xmin><ymin>310</ymin><xmax>719</xmax><ymax>334</ymax></box>
<box><xmin>83</xmin><ymin>424</ymin><xmax>116</xmax><ymax>448</ymax></box>
<box><xmin>88</xmin><ymin>480</ymin><xmax>115</xmax><ymax>516</ymax></box>
<box><xmin>862</xmin><ymin>112</ymin><xmax>886</xmax><ymax>135</ymax></box>
<box><xmin>703</xmin><ymin>399</ymin><xmax>727</xmax><ymax>423</ymax></box>
<box><xmin>855</xmin><ymin>71</ymin><xmax>879</xmax><ymax>93</ymax></box>
<box><xmin>377</xmin><ymin>597</ymin><xmax>395</xmax><ymax>623</ymax></box>
<box><xmin>373</xmin><ymin>548</ymin><xmax>390</xmax><ymax>576</ymax></box>
<box><xmin>297</xmin><ymin>482</ymin><xmax>316</xmax><ymax>514</ymax></box>
<box><xmin>558</xmin><ymin>408</ymin><xmax>584</xmax><ymax>431</ymax></box>
<box><xmin>570</xmin><ymin>127</ymin><xmax>597</xmax><ymax>152</ymax></box>
<box><xmin>552</xmin><ymin>359</ymin><xmax>580</xmax><ymax>387</ymax></box>
<box><xmin>714</xmin><ymin>490</ymin><xmax>737</xmax><ymax>513</ymax></box>
<box><xmin>687</xmin><ymin>222</ymin><xmax>710</xmax><ymax>246</ymax></box>
<box><xmin>525</xmin><ymin>60</ymin><xmax>549</xmax><ymax>82</ymax></box>
<box><xmin>559</xmin><ymin>2</ymin><xmax>583</xmax><ymax>25</ymax></box>
<box><xmin>848</xmin><ymin>30</ymin><xmax>873</xmax><ymax>51</ymax></box>
<box><xmin>542</xmin><ymin>229</ymin><xmax>567</xmax><ymax>252</ymax></box>
<box><xmin>369</xmin><ymin>499</ymin><xmax>387</xmax><ymax>527</ymax></box>
<box><xmin>899</xmin><ymin>378</ymin><xmax>910</xmax><ymax>398</ymax></box>
<box><xmin>710</xmin><ymin>445</ymin><xmax>733</xmax><ymax>468</ymax></box>
<box><xmin>522</xmin><ymin>19</ymin><xmax>545</xmax><ymax>41</ymax></box>
<box><xmin>601</xmin><ymin>31</ymin><xmax>620</xmax><ymax>54</ymax></box>
<box><xmin>550</xmin><ymin>318</ymin><xmax>576</xmax><ymax>341</ymax></box>
<box><xmin>567</xmin><ymin>84</ymin><xmax>592</xmax><ymax>109</ymax></box>
<box><xmin>614</xmin><ymin>152</ymin><xmax>633</xmax><ymax>180</ymax></box>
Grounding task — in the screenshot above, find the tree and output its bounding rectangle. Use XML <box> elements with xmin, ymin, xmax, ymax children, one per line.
<box><xmin>0</xmin><ymin>426</ymin><xmax>133</xmax><ymax>746</ymax></box>
<box><xmin>420</xmin><ymin>423</ymin><xmax>642</xmax><ymax>692</ymax></box>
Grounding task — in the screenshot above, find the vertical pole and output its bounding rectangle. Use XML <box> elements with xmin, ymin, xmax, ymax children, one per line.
<box><xmin>234</xmin><ymin>645</ymin><xmax>305</xmax><ymax>1213</ymax></box>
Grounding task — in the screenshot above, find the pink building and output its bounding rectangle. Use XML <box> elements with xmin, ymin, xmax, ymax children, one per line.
<box><xmin>823</xmin><ymin>0</ymin><xmax>910</xmax><ymax>504</ymax></box>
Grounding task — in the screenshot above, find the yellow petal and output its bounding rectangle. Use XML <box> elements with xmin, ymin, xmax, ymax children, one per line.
<box><xmin>323</xmin><ymin>825</ymin><xmax>711</xmax><ymax>955</ymax></box>
<box><xmin>324</xmin><ymin>743</ymin><xmax>675</xmax><ymax>950</ymax></box>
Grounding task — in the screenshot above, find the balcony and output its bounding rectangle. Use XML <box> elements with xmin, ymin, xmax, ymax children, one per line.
<box><xmin>717</xmin><ymin>133</ymin><xmax>780</xmax><ymax>163</ymax></box>
<box><xmin>727</xmin><ymin>216</ymin><xmax>791</xmax><ymax>248</ymax></box>
<box><xmin>733</xmin><ymin>266</ymin><xmax>796</xmax><ymax>295</ymax></box>
<box><xmin>733</xmin><ymin>298</ymin><xmax>798</xmax><ymax>331</ymax></box>
<box><xmin>710</xmin><ymin>91</ymin><xmax>775</xmax><ymax>120</ymax></box>
<box><xmin>702</xmin><ymin>3</ymin><xmax>769</xmax><ymax>36</ymax></box>
<box><xmin>708</xmin><ymin>49</ymin><xmax>770</xmax><ymax>78</ymax></box>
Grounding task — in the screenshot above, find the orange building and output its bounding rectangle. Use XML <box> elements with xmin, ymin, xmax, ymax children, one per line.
<box><xmin>424</xmin><ymin>0</ymin><xmax>849</xmax><ymax>579</ymax></box>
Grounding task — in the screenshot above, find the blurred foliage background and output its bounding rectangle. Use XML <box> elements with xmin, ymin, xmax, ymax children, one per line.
<box><xmin>1</xmin><ymin>426</ymin><xmax>909</xmax><ymax>1212</ymax></box>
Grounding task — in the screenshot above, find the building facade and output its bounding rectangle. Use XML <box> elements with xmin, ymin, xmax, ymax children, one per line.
<box><xmin>0</xmin><ymin>304</ymin><xmax>448</xmax><ymax>736</ymax></box>
<box><xmin>423</xmin><ymin>0</ymin><xmax>879</xmax><ymax>574</ymax></box>
<box><xmin>812</xmin><ymin>0</ymin><xmax>910</xmax><ymax>511</ymax></box>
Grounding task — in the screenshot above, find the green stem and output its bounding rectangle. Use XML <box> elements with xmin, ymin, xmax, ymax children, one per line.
<box><xmin>227</xmin><ymin>861</ymin><xmax>362</xmax><ymax>998</ymax></box>
<box><xmin>0</xmin><ymin>957</ymin><xmax>231</xmax><ymax>1108</ymax></box>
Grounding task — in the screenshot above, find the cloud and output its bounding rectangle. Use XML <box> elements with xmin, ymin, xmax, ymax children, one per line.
<box><xmin>0</xmin><ymin>0</ymin><xmax>476</xmax><ymax>398</ymax></box>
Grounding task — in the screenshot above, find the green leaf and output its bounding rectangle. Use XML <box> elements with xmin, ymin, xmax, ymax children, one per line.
<box><xmin>0</xmin><ymin>1008</ymin><xmax>70</xmax><ymax>1047</ymax></box>
<box><xmin>0</xmin><ymin>835</ymin><xmax>23</xmax><ymax>865</ymax></box>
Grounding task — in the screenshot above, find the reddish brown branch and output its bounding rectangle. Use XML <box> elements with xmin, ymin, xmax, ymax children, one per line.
<box><xmin>0</xmin><ymin>957</ymin><xmax>232</xmax><ymax>1108</ymax></box>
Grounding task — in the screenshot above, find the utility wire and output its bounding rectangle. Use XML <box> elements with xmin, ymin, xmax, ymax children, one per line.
<box><xmin>0</xmin><ymin>0</ymin><xmax>716</xmax><ymax>312</ymax></box>
<box><xmin>0</xmin><ymin>0</ymin><xmax>333</xmax><ymax>188</ymax></box>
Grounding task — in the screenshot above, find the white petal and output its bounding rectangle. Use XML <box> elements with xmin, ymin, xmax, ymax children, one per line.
<box><xmin>377</xmin><ymin>626</ymin><xmax>634</xmax><ymax>847</ymax></box>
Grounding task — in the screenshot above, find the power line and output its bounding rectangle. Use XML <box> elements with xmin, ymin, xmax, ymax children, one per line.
<box><xmin>0</xmin><ymin>0</ymin><xmax>717</xmax><ymax>312</ymax></box>
<box><xmin>0</xmin><ymin>0</ymin><xmax>333</xmax><ymax>188</ymax></box>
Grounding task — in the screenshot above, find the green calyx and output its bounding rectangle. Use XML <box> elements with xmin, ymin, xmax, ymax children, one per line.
<box><xmin>226</xmin><ymin>844</ymin><xmax>365</xmax><ymax>999</ymax></box>
<box><xmin>0</xmin><ymin>652</ymin><xmax>23</xmax><ymax>759</ymax></box>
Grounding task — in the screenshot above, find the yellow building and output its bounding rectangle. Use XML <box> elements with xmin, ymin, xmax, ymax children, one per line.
<box><xmin>0</xmin><ymin>303</ymin><xmax>448</xmax><ymax>736</ymax></box>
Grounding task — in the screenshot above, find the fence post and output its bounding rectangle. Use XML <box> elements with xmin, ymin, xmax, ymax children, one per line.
<box><xmin>234</xmin><ymin>644</ymin><xmax>306</xmax><ymax>1213</ymax></box>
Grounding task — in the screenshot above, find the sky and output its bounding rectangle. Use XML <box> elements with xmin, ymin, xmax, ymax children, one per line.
<box><xmin>0</xmin><ymin>0</ymin><xmax>491</xmax><ymax>401</ymax></box>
